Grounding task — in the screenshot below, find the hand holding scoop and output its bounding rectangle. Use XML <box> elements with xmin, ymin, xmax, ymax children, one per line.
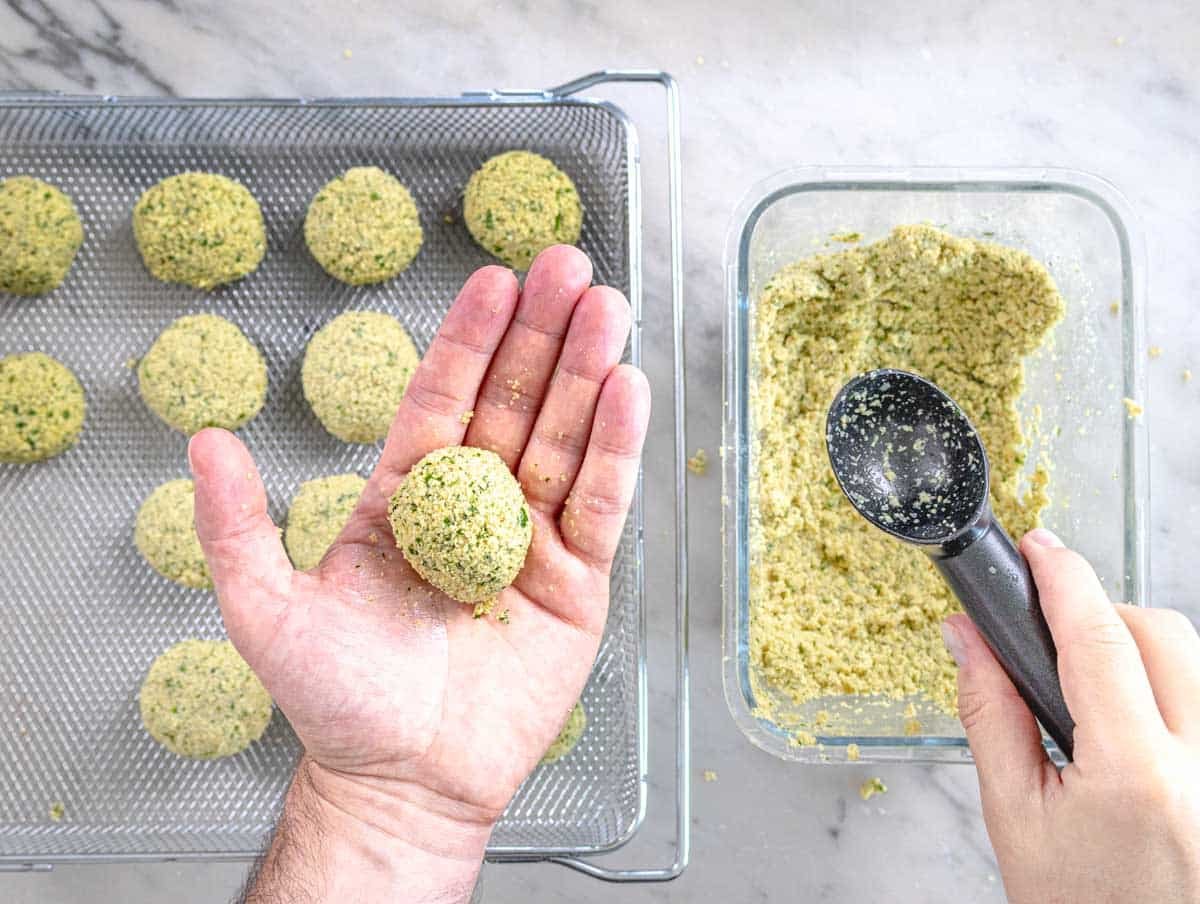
<box><xmin>825</xmin><ymin>368</ymin><xmax>1075</xmax><ymax>761</ymax></box>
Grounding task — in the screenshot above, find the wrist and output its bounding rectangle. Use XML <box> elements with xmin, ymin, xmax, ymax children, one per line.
<box><xmin>258</xmin><ymin>757</ymin><xmax>492</xmax><ymax>904</ymax></box>
<box><xmin>301</xmin><ymin>757</ymin><xmax>497</xmax><ymax>865</ymax></box>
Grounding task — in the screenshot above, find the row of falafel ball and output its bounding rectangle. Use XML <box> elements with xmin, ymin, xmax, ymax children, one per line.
<box><xmin>1</xmin><ymin>150</ymin><xmax>586</xmax><ymax>765</ymax></box>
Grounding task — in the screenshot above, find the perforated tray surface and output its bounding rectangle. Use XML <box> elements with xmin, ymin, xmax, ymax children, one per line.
<box><xmin>0</xmin><ymin>98</ymin><xmax>641</xmax><ymax>861</ymax></box>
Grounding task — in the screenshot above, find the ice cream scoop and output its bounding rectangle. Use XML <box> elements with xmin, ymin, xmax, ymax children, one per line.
<box><xmin>825</xmin><ymin>368</ymin><xmax>1074</xmax><ymax>761</ymax></box>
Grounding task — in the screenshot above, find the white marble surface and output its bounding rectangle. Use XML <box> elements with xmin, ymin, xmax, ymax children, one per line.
<box><xmin>2</xmin><ymin>0</ymin><xmax>1198</xmax><ymax>901</ymax></box>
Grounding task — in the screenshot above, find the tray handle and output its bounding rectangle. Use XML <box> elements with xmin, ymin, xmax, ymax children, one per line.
<box><xmin>542</xmin><ymin>70</ymin><xmax>690</xmax><ymax>884</ymax></box>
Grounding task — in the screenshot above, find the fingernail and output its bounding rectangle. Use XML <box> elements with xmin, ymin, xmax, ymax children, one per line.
<box><xmin>941</xmin><ymin>620</ymin><xmax>968</xmax><ymax>667</ymax></box>
<box><xmin>1026</xmin><ymin>527</ymin><xmax>1064</xmax><ymax>548</ymax></box>
<box><xmin>186</xmin><ymin>437</ymin><xmax>197</xmax><ymax>474</ymax></box>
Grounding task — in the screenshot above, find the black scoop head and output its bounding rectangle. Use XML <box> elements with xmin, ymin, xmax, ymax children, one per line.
<box><xmin>825</xmin><ymin>369</ymin><xmax>989</xmax><ymax>545</ymax></box>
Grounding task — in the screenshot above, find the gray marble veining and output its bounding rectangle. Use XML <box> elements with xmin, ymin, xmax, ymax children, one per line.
<box><xmin>3</xmin><ymin>0</ymin><xmax>1198</xmax><ymax>901</ymax></box>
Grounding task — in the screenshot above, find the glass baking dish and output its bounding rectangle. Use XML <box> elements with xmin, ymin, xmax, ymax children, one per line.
<box><xmin>722</xmin><ymin>167</ymin><xmax>1148</xmax><ymax>763</ymax></box>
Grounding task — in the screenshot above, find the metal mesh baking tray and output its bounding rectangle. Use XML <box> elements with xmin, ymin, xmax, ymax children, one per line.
<box><xmin>0</xmin><ymin>73</ymin><xmax>689</xmax><ymax>880</ymax></box>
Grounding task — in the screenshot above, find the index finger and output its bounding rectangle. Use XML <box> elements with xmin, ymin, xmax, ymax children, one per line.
<box><xmin>1021</xmin><ymin>529</ymin><xmax>1164</xmax><ymax>750</ymax></box>
<box><xmin>353</xmin><ymin>265</ymin><xmax>520</xmax><ymax>527</ymax></box>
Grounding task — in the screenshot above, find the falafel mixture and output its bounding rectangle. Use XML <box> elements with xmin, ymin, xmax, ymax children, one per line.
<box><xmin>302</xmin><ymin>310</ymin><xmax>419</xmax><ymax>443</ymax></box>
<box><xmin>285</xmin><ymin>473</ymin><xmax>366</xmax><ymax>571</ymax></box>
<box><xmin>135</xmin><ymin>478</ymin><xmax>212</xmax><ymax>589</ymax></box>
<box><xmin>541</xmin><ymin>701</ymin><xmax>587</xmax><ymax>765</ymax></box>
<box><xmin>0</xmin><ymin>352</ymin><xmax>85</xmax><ymax>463</ymax></box>
<box><xmin>304</xmin><ymin>167</ymin><xmax>423</xmax><ymax>285</ymax></box>
<box><xmin>463</xmin><ymin>150</ymin><xmax>582</xmax><ymax>270</ymax></box>
<box><xmin>132</xmin><ymin>172</ymin><xmax>265</xmax><ymax>290</ymax></box>
<box><xmin>0</xmin><ymin>176</ymin><xmax>84</xmax><ymax>296</ymax></box>
<box><xmin>388</xmin><ymin>446</ymin><xmax>532</xmax><ymax>604</ymax></box>
<box><xmin>750</xmin><ymin>225</ymin><xmax>1063</xmax><ymax>717</ymax></box>
<box><xmin>139</xmin><ymin>639</ymin><xmax>272</xmax><ymax>759</ymax></box>
<box><xmin>138</xmin><ymin>313</ymin><xmax>267</xmax><ymax>434</ymax></box>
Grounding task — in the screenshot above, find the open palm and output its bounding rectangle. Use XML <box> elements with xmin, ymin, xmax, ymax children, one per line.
<box><xmin>188</xmin><ymin>246</ymin><xmax>649</xmax><ymax>838</ymax></box>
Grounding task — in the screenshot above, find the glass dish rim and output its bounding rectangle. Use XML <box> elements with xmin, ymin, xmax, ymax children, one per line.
<box><xmin>720</xmin><ymin>165</ymin><xmax>1150</xmax><ymax>764</ymax></box>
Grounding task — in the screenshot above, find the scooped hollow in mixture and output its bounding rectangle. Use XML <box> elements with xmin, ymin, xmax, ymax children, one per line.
<box><xmin>304</xmin><ymin>166</ymin><xmax>423</xmax><ymax>285</ymax></box>
<box><xmin>388</xmin><ymin>445</ymin><xmax>532</xmax><ymax>604</ymax></box>
<box><xmin>138</xmin><ymin>313</ymin><xmax>267</xmax><ymax>435</ymax></box>
<box><xmin>750</xmin><ymin>225</ymin><xmax>1063</xmax><ymax>719</ymax></box>
<box><xmin>285</xmin><ymin>473</ymin><xmax>366</xmax><ymax>571</ymax></box>
<box><xmin>541</xmin><ymin>701</ymin><xmax>587</xmax><ymax>765</ymax></box>
<box><xmin>0</xmin><ymin>352</ymin><xmax>85</xmax><ymax>463</ymax></box>
<box><xmin>301</xmin><ymin>310</ymin><xmax>420</xmax><ymax>443</ymax></box>
<box><xmin>132</xmin><ymin>172</ymin><xmax>265</xmax><ymax>290</ymax></box>
<box><xmin>0</xmin><ymin>175</ymin><xmax>84</xmax><ymax>296</ymax></box>
<box><xmin>139</xmin><ymin>639</ymin><xmax>272</xmax><ymax>759</ymax></box>
<box><xmin>135</xmin><ymin>478</ymin><xmax>211</xmax><ymax>589</ymax></box>
<box><xmin>463</xmin><ymin>150</ymin><xmax>582</xmax><ymax>270</ymax></box>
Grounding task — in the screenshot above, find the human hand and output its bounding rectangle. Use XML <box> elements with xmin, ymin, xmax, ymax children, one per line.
<box><xmin>943</xmin><ymin>528</ymin><xmax>1200</xmax><ymax>904</ymax></box>
<box><xmin>188</xmin><ymin>246</ymin><xmax>649</xmax><ymax>902</ymax></box>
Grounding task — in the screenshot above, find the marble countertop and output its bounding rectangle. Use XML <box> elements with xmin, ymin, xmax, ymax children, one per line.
<box><xmin>3</xmin><ymin>0</ymin><xmax>1197</xmax><ymax>901</ymax></box>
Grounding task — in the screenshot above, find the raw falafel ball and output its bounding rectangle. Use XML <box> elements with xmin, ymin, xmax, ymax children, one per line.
<box><xmin>0</xmin><ymin>176</ymin><xmax>84</xmax><ymax>296</ymax></box>
<box><xmin>304</xmin><ymin>166</ymin><xmax>423</xmax><ymax>285</ymax></box>
<box><xmin>388</xmin><ymin>446</ymin><xmax>532</xmax><ymax>604</ymax></box>
<box><xmin>0</xmin><ymin>352</ymin><xmax>85</xmax><ymax>463</ymax></box>
<box><xmin>139</xmin><ymin>639</ymin><xmax>272</xmax><ymax>760</ymax></box>
<box><xmin>132</xmin><ymin>172</ymin><xmax>266</xmax><ymax>290</ymax></box>
<box><xmin>284</xmin><ymin>473</ymin><xmax>366</xmax><ymax>571</ymax></box>
<box><xmin>541</xmin><ymin>701</ymin><xmax>587</xmax><ymax>765</ymax></box>
<box><xmin>135</xmin><ymin>478</ymin><xmax>212</xmax><ymax>589</ymax></box>
<box><xmin>463</xmin><ymin>150</ymin><xmax>582</xmax><ymax>270</ymax></box>
<box><xmin>138</xmin><ymin>313</ymin><xmax>267</xmax><ymax>435</ymax></box>
<box><xmin>301</xmin><ymin>310</ymin><xmax>419</xmax><ymax>443</ymax></box>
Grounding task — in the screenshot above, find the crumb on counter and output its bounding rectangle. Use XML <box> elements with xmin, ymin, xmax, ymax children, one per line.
<box><xmin>687</xmin><ymin>448</ymin><xmax>708</xmax><ymax>476</ymax></box>
<box><xmin>859</xmin><ymin>777</ymin><xmax>888</xmax><ymax>801</ymax></box>
<box><xmin>1122</xmin><ymin>397</ymin><xmax>1144</xmax><ymax>418</ymax></box>
<box><xmin>703</xmin><ymin>769</ymin><xmax>719</xmax><ymax>782</ymax></box>
<box><xmin>846</xmin><ymin>743</ymin><xmax>860</xmax><ymax>762</ymax></box>
<box><xmin>830</xmin><ymin>231</ymin><xmax>862</xmax><ymax>243</ymax></box>
<box><xmin>1149</xmin><ymin>346</ymin><xmax>1163</xmax><ymax>359</ymax></box>
<box><xmin>48</xmin><ymin>801</ymin><xmax>64</xmax><ymax>822</ymax></box>
<box><xmin>1109</xmin><ymin>301</ymin><xmax>1120</xmax><ymax>315</ymax></box>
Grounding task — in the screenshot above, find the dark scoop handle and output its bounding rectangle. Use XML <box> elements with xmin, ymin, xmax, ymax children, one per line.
<box><xmin>934</xmin><ymin>519</ymin><xmax>1075</xmax><ymax>761</ymax></box>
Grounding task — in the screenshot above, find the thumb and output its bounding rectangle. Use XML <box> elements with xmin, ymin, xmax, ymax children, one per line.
<box><xmin>944</xmin><ymin>614</ymin><xmax>1054</xmax><ymax>810</ymax></box>
<box><xmin>188</xmin><ymin>428</ymin><xmax>293</xmax><ymax>661</ymax></box>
